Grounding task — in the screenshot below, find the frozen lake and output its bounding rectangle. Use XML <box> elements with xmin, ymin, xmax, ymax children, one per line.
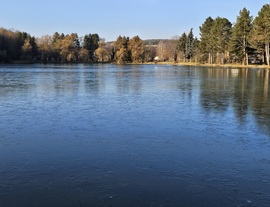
<box><xmin>0</xmin><ymin>64</ymin><xmax>270</xmax><ymax>207</ymax></box>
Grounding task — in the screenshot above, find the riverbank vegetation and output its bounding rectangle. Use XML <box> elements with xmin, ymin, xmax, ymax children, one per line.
<box><xmin>1</xmin><ymin>4</ymin><xmax>270</xmax><ymax>66</ymax></box>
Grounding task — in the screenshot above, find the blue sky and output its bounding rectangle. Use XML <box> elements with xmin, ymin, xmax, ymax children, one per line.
<box><xmin>1</xmin><ymin>0</ymin><xmax>269</xmax><ymax>41</ymax></box>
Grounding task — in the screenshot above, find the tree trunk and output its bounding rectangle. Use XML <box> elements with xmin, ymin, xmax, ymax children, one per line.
<box><xmin>243</xmin><ymin>36</ymin><xmax>247</xmax><ymax>65</ymax></box>
<box><xmin>246</xmin><ymin>53</ymin><xmax>249</xmax><ymax>65</ymax></box>
<box><xmin>221</xmin><ymin>53</ymin><xmax>224</xmax><ymax>65</ymax></box>
<box><xmin>265</xmin><ymin>42</ymin><xmax>270</xmax><ymax>65</ymax></box>
<box><xmin>216</xmin><ymin>52</ymin><xmax>220</xmax><ymax>64</ymax></box>
<box><xmin>242</xmin><ymin>50</ymin><xmax>246</xmax><ymax>65</ymax></box>
<box><xmin>242</xmin><ymin>55</ymin><xmax>246</xmax><ymax>65</ymax></box>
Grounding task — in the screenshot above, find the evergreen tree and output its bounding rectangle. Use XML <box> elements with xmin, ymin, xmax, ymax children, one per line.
<box><xmin>0</xmin><ymin>28</ymin><xmax>20</xmax><ymax>61</ymax></box>
<box><xmin>52</xmin><ymin>32</ymin><xmax>61</xmax><ymax>43</ymax></box>
<box><xmin>210</xmin><ymin>17</ymin><xmax>232</xmax><ymax>64</ymax></box>
<box><xmin>22</xmin><ymin>35</ymin><xmax>38</xmax><ymax>60</ymax></box>
<box><xmin>186</xmin><ymin>28</ymin><xmax>194</xmax><ymax>61</ymax></box>
<box><xmin>176</xmin><ymin>29</ymin><xmax>195</xmax><ymax>62</ymax></box>
<box><xmin>250</xmin><ymin>4</ymin><xmax>270</xmax><ymax>65</ymax></box>
<box><xmin>83</xmin><ymin>33</ymin><xmax>100</xmax><ymax>62</ymax></box>
<box><xmin>199</xmin><ymin>17</ymin><xmax>214</xmax><ymax>63</ymax></box>
<box><xmin>193</xmin><ymin>37</ymin><xmax>200</xmax><ymax>63</ymax></box>
<box><xmin>177</xmin><ymin>32</ymin><xmax>188</xmax><ymax>62</ymax></box>
<box><xmin>229</xmin><ymin>8</ymin><xmax>253</xmax><ymax>65</ymax></box>
<box><xmin>29</xmin><ymin>36</ymin><xmax>38</xmax><ymax>59</ymax></box>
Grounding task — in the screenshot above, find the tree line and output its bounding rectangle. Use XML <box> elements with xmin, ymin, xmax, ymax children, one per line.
<box><xmin>157</xmin><ymin>5</ymin><xmax>270</xmax><ymax>66</ymax></box>
<box><xmin>0</xmin><ymin>4</ymin><xmax>270</xmax><ymax>65</ymax></box>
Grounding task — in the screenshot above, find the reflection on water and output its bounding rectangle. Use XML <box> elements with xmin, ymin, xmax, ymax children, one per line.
<box><xmin>199</xmin><ymin>68</ymin><xmax>270</xmax><ymax>136</ymax></box>
<box><xmin>0</xmin><ymin>64</ymin><xmax>270</xmax><ymax>207</ymax></box>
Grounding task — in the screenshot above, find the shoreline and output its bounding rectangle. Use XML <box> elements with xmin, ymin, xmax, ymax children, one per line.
<box><xmin>147</xmin><ymin>61</ymin><xmax>270</xmax><ymax>69</ymax></box>
<box><xmin>1</xmin><ymin>61</ymin><xmax>270</xmax><ymax>69</ymax></box>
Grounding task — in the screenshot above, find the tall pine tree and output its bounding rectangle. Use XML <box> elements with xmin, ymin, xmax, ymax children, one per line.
<box><xmin>177</xmin><ymin>29</ymin><xmax>195</xmax><ymax>62</ymax></box>
<box><xmin>250</xmin><ymin>4</ymin><xmax>270</xmax><ymax>65</ymax></box>
<box><xmin>199</xmin><ymin>17</ymin><xmax>214</xmax><ymax>64</ymax></box>
<box><xmin>210</xmin><ymin>17</ymin><xmax>232</xmax><ymax>64</ymax></box>
<box><xmin>177</xmin><ymin>32</ymin><xmax>188</xmax><ymax>62</ymax></box>
<box><xmin>186</xmin><ymin>28</ymin><xmax>194</xmax><ymax>61</ymax></box>
<box><xmin>229</xmin><ymin>8</ymin><xmax>253</xmax><ymax>65</ymax></box>
<box><xmin>83</xmin><ymin>34</ymin><xmax>100</xmax><ymax>62</ymax></box>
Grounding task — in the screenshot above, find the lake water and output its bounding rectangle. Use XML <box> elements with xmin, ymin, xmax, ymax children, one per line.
<box><xmin>0</xmin><ymin>64</ymin><xmax>269</xmax><ymax>207</ymax></box>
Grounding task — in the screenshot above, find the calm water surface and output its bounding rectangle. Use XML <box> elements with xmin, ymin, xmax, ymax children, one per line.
<box><xmin>0</xmin><ymin>64</ymin><xmax>270</xmax><ymax>207</ymax></box>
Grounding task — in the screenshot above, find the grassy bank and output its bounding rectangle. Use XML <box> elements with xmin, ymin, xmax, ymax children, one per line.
<box><xmin>1</xmin><ymin>61</ymin><xmax>270</xmax><ymax>69</ymax></box>
<box><xmin>149</xmin><ymin>61</ymin><xmax>270</xmax><ymax>69</ymax></box>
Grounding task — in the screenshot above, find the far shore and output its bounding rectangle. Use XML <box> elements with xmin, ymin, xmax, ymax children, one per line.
<box><xmin>1</xmin><ymin>61</ymin><xmax>270</xmax><ymax>69</ymax></box>
<box><xmin>146</xmin><ymin>61</ymin><xmax>270</xmax><ymax>69</ymax></box>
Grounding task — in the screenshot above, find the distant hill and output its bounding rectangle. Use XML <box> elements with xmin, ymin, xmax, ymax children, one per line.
<box><xmin>143</xmin><ymin>39</ymin><xmax>170</xmax><ymax>45</ymax></box>
<box><xmin>107</xmin><ymin>39</ymin><xmax>171</xmax><ymax>46</ymax></box>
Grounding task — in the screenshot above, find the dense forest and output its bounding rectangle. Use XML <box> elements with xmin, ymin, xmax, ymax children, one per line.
<box><xmin>1</xmin><ymin>4</ymin><xmax>270</xmax><ymax>65</ymax></box>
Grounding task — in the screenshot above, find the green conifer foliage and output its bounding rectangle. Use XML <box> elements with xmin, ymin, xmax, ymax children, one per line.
<box><xmin>210</xmin><ymin>17</ymin><xmax>232</xmax><ymax>64</ymax></box>
<box><xmin>250</xmin><ymin>4</ymin><xmax>270</xmax><ymax>65</ymax></box>
<box><xmin>229</xmin><ymin>8</ymin><xmax>253</xmax><ymax>65</ymax></box>
<box><xmin>199</xmin><ymin>17</ymin><xmax>214</xmax><ymax>63</ymax></box>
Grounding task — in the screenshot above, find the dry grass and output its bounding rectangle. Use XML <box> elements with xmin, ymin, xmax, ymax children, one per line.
<box><xmin>145</xmin><ymin>61</ymin><xmax>270</xmax><ymax>69</ymax></box>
